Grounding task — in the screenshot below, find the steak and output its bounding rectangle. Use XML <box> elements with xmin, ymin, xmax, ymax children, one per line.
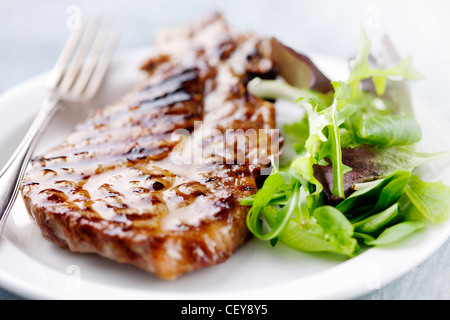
<box><xmin>21</xmin><ymin>13</ymin><xmax>280</xmax><ymax>280</ymax></box>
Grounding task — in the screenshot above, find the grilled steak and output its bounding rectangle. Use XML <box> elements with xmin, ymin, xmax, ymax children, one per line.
<box><xmin>21</xmin><ymin>13</ymin><xmax>280</xmax><ymax>280</ymax></box>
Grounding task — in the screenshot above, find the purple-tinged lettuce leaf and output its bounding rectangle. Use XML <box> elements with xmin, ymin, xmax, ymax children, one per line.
<box><xmin>270</xmin><ymin>37</ymin><xmax>334</xmax><ymax>93</ymax></box>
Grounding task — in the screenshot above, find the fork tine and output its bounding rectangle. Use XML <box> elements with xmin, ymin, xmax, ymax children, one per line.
<box><xmin>0</xmin><ymin>15</ymin><xmax>120</xmax><ymax>233</ymax></box>
<box><xmin>71</xmin><ymin>18</ymin><xmax>112</xmax><ymax>96</ymax></box>
<box><xmin>83</xmin><ymin>21</ymin><xmax>122</xmax><ymax>99</ymax></box>
<box><xmin>58</xmin><ymin>17</ymin><xmax>100</xmax><ymax>93</ymax></box>
<box><xmin>47</xmin><ymin>17</ymin><xmax>87</xmax><ymax>89</ymax></box>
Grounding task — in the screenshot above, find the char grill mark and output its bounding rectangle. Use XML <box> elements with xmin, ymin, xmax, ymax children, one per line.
<box><xmin>21</xmin><ymin>13</ymin><xmax>279</xmax><ymax>280</ymax></box>
<box><xmin>36</xmin><ymin>68</ymin><xmax>203</xmax><ymax>168</ymax></box>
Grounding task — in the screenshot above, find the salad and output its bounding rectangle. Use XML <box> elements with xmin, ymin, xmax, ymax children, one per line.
<box><xmin>241</xmin><ymin>26</ymin><xmax>450</xmax><ymax>257</ymax></box>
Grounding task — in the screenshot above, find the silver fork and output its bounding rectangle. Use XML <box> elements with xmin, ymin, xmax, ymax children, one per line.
<box><xmin>0</xmin><ymin>17</ymin><xmax>121</xmax><ymax>233</ymax></box>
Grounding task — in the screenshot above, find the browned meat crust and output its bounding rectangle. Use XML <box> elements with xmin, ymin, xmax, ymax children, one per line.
<box><xmin>21</xmin><ymin>13</ymin><xmax>280</xmax><ymax>280</ymax></box>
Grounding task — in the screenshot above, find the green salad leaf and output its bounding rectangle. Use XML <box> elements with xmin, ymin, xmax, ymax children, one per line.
<box><xmin>266</xmin><ymin>204</ymin><xmax>358</xmax><ymax>256</ymax></box>
<box><xmin>355</xmin><ymin>220</ymin><xmax>424</xmax><ymax>246</ymax></box>
<box><xmin>404</xmin><ymin>174</ymin><xmax>450</xmax><ymax>223</ymax></box>
<box><xmin>242</xmin><ymin>25</ymin><xmax>450</xmax><ymax>257</ymax></box>
<box><xmin>357</xmin><ymin>115</ymin><xmax>422</xmax><ymax>147</ymax></box>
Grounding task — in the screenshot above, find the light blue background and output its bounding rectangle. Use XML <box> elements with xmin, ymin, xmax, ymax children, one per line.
<box><xmin>0</xmin><ymin>0</ymin><xmax>449</xmax><ymax>300</ymax></box>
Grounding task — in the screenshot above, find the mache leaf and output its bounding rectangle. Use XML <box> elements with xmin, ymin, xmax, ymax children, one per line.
<box><xmin>361</xmin><ymin>220</ymin><xmax>424</xmax><ymax>246</ymax></box>
<box><xmin>357</xmin><ymin>115</ymin><xmax>422</xmax><ymax>147</ymax></box>
<box><xmin>404</xmin><ymin>174</ymin><xmax>450</xmax><ymax>223</ymax></box>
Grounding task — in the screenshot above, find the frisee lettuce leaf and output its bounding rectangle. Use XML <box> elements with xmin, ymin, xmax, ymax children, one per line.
<box><xmin>348</xmin><ymin>25</ymin><xmax>424</xmax><ymax>97</ymax></box>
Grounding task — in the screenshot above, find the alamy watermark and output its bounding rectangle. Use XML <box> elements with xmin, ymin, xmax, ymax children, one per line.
<box><xmin>170</xmin><ymin>121</ymin><xmax>280</xmax><ymax>175</ymax></box>
<box><xmin>66</xmin><ymin>5</ymin><xmax>82</xmax><ymax>30</ymax></box>
<box><xmin>366</xmin><ymin>4</ymin><xmax>381</xmax><ymax>30</ymax></box>
<box><xmin>66</xmin><ymin>264</ymin><xmax>81</xmax><ymax>292</ymax></box>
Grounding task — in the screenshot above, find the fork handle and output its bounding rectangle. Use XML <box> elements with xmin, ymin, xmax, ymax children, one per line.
<box><xmin>0</xmin><ymin>97</ymin><xmax>62</xmax><ymax>233</ymax></box>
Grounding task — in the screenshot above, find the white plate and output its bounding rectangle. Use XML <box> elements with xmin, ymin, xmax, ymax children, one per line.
<box><xmin>0</xmin><ymin>47</ymin><xmax>449</xmax><ymax>300</ymax></box>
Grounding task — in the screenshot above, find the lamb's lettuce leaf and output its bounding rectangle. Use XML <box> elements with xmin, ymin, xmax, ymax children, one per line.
<box><xmin>404</xmin><ymin>174</ymin><xmax>450</xmax><ymax>223</ymax></box>
<box><xmin>265</xmin><ymin>204</ymin><xmax>358</xmax><ymax>256</ymax></box>
<box><xmin>355</xmin><ymin>220</ymin><xmax>424</xmax><ymax>246</ymax></box>
<box><xmin>357</xmin><ymin>115</ymin><xmax>422</xmax><ymax>147</ymax></box>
